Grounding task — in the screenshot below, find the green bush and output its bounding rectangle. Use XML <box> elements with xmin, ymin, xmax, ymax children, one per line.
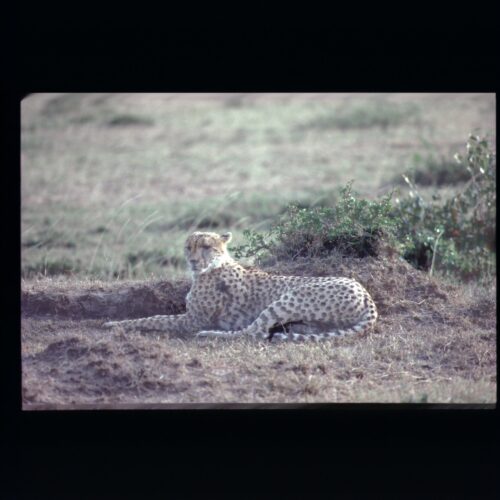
<box><xmin>235</xmin><ymin>134</ymin><xmax>496</xmax><ymax>283</ymax></box>
<box><xmin>233</xmin><ymin>182</ymin><xmax>398</xmax><ymax>262</ymax></box>
<box><xmin>394</xmin><ymin>134</ymin><xmax>496</xmax><ymax>281</ymax></box>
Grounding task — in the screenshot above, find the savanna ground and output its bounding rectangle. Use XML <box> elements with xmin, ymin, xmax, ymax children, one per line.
<box><xmin>21</xmin><ymin>93</ymin><xmax>496</xmax><ymax>407</ymax></box>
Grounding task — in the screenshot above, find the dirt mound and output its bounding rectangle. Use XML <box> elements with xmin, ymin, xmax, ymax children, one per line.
<box><xmin>264</xmin><ymin>254</ymin><xmax>462</xmax><ymax>327</ymax></box>
<box><xmin>22</xmin><ymin>279</ymin><xmax>190</xmax><ymax>320</ymax></box>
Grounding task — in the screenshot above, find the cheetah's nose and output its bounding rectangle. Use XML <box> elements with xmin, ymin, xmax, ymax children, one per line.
<box><xmin>189</xmin><ymin>260</ymin><xmax>198</xmax><ymax>268</ymax></box>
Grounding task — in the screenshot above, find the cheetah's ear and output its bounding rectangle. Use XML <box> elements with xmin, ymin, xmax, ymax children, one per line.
<box><xmin>220</xmin><ymin>232</ymin><xmax>232</xmax><ymax>244</ymax></box>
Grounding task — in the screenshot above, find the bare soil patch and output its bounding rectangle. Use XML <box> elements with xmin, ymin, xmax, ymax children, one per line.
<box><xmin>22</xmin><ymin>279</ymin><xmax>190</xmax><ymax>320</ymax></box>
<box><xmin>22</xmin><ymin>255</ymin><xmax>496</xmax><ymax>407</ymax></box>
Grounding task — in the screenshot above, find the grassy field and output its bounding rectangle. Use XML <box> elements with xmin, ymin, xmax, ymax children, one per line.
<box><xmin>21</xmin><ymin>93</ymin><xmax>496</xmax><ymax>406</ymax></box>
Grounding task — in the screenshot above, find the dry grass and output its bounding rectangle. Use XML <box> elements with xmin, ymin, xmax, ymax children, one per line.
<box><xmin>22</xmin><ymin>255</ymin><xmax>496</xmax><ymax>407</ymax></box>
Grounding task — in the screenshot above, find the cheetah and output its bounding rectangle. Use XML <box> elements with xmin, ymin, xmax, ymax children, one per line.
<box><xmin>102</xmin><ymin>231</ymin><xmax>378</xmax><ymax>342</ymax></box>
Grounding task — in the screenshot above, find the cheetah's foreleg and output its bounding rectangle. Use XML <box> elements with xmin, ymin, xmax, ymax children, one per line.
<box><xmin>102</xmin><ymin>313</ymin><xmax>197</xmax><ymax>334</ymax></box>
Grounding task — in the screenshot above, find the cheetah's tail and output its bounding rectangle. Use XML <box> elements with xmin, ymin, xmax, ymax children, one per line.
<box><xmin>270</xmin><ymin>313</ymin><xmax>377</xmax><ymax>342</ymax></box>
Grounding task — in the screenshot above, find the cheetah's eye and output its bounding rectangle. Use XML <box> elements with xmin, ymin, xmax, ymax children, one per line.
<box><xmin>201</xmin><ymin>244</ymin><xmax>211</xmax><ymax>250</ymax></box>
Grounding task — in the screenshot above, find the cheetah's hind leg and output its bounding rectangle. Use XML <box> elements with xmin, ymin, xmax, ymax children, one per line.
<box><xmin>197</xmin><ymin>300</ymin><xmax>298</xmax><ymax>341</ymax></box>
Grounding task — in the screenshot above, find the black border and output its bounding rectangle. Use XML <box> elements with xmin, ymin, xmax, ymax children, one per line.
<box><xmin>5</xmin><ymin>4</ymin><xmax>499</xmax><ymax>494</ymax></box>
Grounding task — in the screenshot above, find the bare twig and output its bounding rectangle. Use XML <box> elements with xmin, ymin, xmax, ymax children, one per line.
<box><xmin>429</xmin><ymin>229</ymin><xmax>444</xmax><ymax>277</ymax></box>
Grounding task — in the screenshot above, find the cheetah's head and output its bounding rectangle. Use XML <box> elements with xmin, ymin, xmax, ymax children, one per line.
<box><xmin>184</xmin><ymin>231</ymin><xmax>233</xmax><ymax>277</ymax></box>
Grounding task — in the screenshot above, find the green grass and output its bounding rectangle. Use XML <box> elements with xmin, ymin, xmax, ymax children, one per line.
<box><xmin>21</xmin><ymin>93</ymin><xmax>496</xmax><ymax>281</ymax></box>
<box><xmin>21</xmin><ymin>190</ymin><xmax>333</xmax><ymax>279</ymax></box>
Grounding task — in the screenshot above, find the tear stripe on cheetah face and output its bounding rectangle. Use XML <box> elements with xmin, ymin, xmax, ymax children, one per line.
<box><xmin>102</xmin><ymin>231</ymin><xmax>378</xmax><ymax>342</ymax></box>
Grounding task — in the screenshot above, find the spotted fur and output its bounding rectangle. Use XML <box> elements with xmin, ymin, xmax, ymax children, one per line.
<box><xmin>103</xmin><ymin>231</ymin><xmax>378</xmax><ymax>342</ymax></box>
